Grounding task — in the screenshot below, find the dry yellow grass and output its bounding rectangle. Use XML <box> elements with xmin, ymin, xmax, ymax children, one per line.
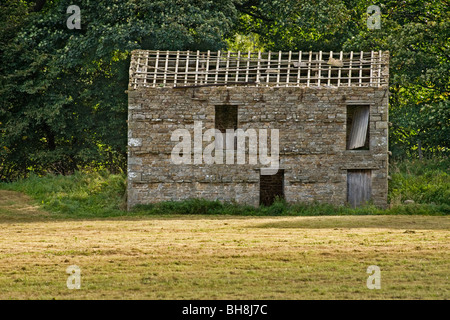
<box><xmin>0</xmin><ymin>190</ymin><xmax>448</xmax><ymax>299</ymax></box>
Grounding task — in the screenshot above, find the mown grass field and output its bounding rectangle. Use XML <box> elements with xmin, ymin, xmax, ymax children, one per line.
<box><xmin>0</xmin><ymin>189</ymin><xmax>448</xmax><ymax>300</ymax></box>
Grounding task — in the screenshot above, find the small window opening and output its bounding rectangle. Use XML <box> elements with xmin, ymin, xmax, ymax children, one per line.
<box><xmin>215</xmin><ymin>105</ymin><xmax>238</xmax><ymax>150</ymax></box>
<box><xmin>347</xmin><ymin>105</ymin><xmax>370</xmax><ymax>150</ymax></box>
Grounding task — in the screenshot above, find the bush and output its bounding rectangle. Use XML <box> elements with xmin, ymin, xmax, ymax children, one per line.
<box><xmin>389</xmin><ymin>158</ymin><xmax>450</xmax><ymax>205</ymax></box>
<box><xmin>0</xmin><ymin>169</ymin><xmax>127</xmax><ymax>217</ymax></box>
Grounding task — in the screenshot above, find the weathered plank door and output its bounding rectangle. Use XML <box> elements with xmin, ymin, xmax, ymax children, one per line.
<box><xmin>347</xmin><ymin>170</ymin><xmax>372</xmax><ymax>208</ymax></box>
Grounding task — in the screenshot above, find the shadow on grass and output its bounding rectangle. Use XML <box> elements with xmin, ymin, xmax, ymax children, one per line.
<box><xmin>251</xmin><ymin>215</ymin><xmax>450</xmax><ymax>230</ymax></box>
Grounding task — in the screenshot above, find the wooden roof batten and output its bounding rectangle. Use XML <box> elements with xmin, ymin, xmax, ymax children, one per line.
<box><xmin>129</xmin><ymin>50</ymin><xmax>389</xmax><ymax>89</ymax></box>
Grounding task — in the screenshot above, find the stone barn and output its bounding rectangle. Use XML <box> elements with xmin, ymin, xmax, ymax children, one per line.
<box><xmin>127</xmin><ymin>50</ymin><xmax>390</xmax><ymax>210</ymax></box>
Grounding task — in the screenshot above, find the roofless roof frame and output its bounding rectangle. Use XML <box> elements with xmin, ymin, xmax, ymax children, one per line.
<box><xmin>129</xmin><ymin>50</ymin><xmax>389</xmax><ymax>89</ymax></box>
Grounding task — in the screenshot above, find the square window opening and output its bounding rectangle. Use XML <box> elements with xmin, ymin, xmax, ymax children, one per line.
<box><xmin>215</xmin><ymin>105</ymin><xmax>238</xmax><ymax>151</ymax></box>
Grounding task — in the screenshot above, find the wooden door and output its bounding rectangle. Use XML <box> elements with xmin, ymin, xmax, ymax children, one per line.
<box><xmin>347</xmin><ymin>170</ymin><xmax>372</xmax><ymax>208</ymax></box>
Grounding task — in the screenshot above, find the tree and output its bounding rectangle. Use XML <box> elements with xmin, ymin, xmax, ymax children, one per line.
<box><xmin>342</xmin><ymin>0</ymin><xmax>449</xmax><ymax>158</ymax></box>
<box><xmin>1</xmin><ymin>0</ymin><xmax>238</xmax><ymax>180</ymax></box>
<box><xmin>235</xmin><ymin>0</ymin><xmax>449</xmax><ymax>158</ymax></box>
<box><xmin>2</xmin><ymin>0</ymin><xmax>448</xmax><ymax>181</ymax></box>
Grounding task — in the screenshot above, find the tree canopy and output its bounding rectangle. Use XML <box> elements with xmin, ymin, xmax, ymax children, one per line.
<box><xmin>1</xmin><ymin>0</ymin><xmax>238</xmax><ymax>180</ymax></box>
<box><xmin>236</xmin><ymin>0</ymin><xmax>449</xmax><ymax>158</ymax></box>
<box><xmin>1</xmin><ymin>0</ymin><xmax>448</xmax><ymax>180</ymax></box>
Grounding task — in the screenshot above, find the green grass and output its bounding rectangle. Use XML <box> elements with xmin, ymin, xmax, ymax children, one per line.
<box><xmin>389</xmin><ymin>158</ymin><xmax>449</xmax><ymax>206</ymax></box>
<box><xmin>133</xmin><ymin>198</ymin><xmax>448</xmax><ymax>216</ymax></box>
<box><xmin>0</xmin><ymin>213</ymin><xmax>448</xmax><ymax>299</ymax></box>
<box><xmin>0</xmin><ymin>158</ymin><xmax>448</xmax><ymax>218</ymax></box>
<box><xmin>0</xmin><ymin>170</ymin><xmax>127</xmax><ymax>218</ymax></box>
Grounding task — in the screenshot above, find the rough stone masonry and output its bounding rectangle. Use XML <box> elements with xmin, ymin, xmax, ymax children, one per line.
<box><xmin>127</xmin><ymin>50</ymin><xmax>390</xmax><ymax>210</ymax></box>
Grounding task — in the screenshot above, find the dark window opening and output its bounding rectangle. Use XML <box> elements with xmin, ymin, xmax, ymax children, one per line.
<box><xmin>347</xmin><ymin>169</ymin><xmax>372</xmax><ymax>208</ymax></box>
<box><xmin>260</xmin><ymin>170</ymin><xmax>284</xmax><ymax>206</ymax></box>
<box><xmin>215</xmin><ymin>105</ymin><xmax>238</xmax><ymax>150</ymax></box>
<box><xmin>347</xmin><ymin>105</ymin><xmax>370</xmax><ymax>150</ymax></box>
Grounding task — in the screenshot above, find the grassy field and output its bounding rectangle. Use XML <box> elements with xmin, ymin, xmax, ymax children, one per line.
<box><xmin>0</xmin><ymin>189</ymin><xmax>448</xmax><ymax>300</ymax></box>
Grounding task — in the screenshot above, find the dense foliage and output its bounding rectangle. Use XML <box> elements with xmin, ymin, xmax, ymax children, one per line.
<box><xmin>1</xmin><ymin>0</ymin><xmax>448</xmax><ymax>181</ymax></box>
<box><xmin>1</xmin><ymin>0</ymin><xmax>238</xmax><ymax>180</ymax></box>
<box><xmin>236</xmin><ymin>0</ymin><xmax>449</xmax><ymax>159</ymax></box>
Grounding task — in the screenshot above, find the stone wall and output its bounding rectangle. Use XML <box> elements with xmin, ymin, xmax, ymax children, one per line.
<box><xmin>127</xmin><ymin>85</ymin><xmax>389</xmax><ymax>210</ymax></box>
